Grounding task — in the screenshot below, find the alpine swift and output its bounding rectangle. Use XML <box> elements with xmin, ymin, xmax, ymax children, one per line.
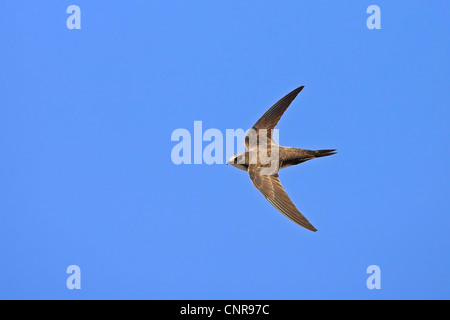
<box><xmin>226</xmin><ymin>86</ymin><xmax>336</xmax><ymax>231</ymax></box>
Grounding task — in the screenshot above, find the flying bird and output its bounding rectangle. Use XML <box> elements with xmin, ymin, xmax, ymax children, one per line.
<box><xmin>226</xmin><ymin>86</ymin><xmax>336</xmax><ymax>231</ymax></box>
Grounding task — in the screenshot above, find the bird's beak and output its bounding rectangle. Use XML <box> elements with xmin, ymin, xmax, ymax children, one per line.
<box><xmin>226</xmin><ymin>160</ymin><xmax>231</xmax><ymax>165</ymax></box>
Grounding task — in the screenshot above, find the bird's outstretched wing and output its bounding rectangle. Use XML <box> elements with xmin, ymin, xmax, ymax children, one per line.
<box><xmin>245</xmin><ymin>86</ymin><xmax>304</xmax><ymax>150</ymax></box>
<box><xmin>248</xmin><ymin>164</ymin><xmax>317</xmax><ymax>232</ymax></box>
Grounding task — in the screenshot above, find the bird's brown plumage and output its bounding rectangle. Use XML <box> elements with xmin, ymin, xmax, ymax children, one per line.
<box><xmin>245</xmin><ymin>86</ymin><xmax>304</xmax><ymax>151</ymax></box>
<box><xmin>228</xmin><ymin>86</ymin><xmax>336</xmax><ymax>232</ymax></box>
<box><xmin>248</xmin><ymin>165</ymin><xmax>317</xmax><ymax>231</ymax></box>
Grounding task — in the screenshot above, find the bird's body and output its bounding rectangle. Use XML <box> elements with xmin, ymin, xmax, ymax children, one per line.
<box><xmin>226</xmin><ymin>86</ymin><xmax>336</xmax><ymax>232</ymax></box>
<box><xmin>229</xmin><ymin>147</ymin><xmax>336</xmax><ymax>172</ymax></box>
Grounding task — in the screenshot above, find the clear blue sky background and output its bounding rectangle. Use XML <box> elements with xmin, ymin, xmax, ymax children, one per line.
<box><xmin>1</xmin><ymin>1</ymin><xmax>449</xmax><ymax>299</ymax></box>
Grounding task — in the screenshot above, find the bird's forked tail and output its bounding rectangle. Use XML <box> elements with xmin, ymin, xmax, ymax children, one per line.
<box><xmin>312</xmin><ymin>149</ymin><xmax>337</xmax><ymax>158</ymax></box>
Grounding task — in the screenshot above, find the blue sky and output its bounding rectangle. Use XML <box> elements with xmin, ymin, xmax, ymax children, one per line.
<box><xmin>1</xmin><ymin>1</ymin><xmax>449</xmax><ymax>299</ymax></box>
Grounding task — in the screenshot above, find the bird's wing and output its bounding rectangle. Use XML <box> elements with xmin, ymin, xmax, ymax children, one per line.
<box><xmin>248</xmin><ymin>164</ymin><xmax>317</xmax><ymax>231</ymax></box>
<box><xmin>245</xmin><ymin>86</ymin><xmax>304</xmax><ymax>150</ymax></box>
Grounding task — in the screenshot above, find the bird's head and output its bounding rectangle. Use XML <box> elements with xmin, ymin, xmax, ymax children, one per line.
<box><xmin>226</xmin><ymin>152</ymin><xmax>248</xmax><ymax>171</ymax></box>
